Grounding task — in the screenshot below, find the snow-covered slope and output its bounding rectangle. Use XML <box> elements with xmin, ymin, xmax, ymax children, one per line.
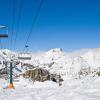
<box><xmin>1</xmin><ymin>77</ymin><xmax>100</xmax><ymax>100</ymax></box>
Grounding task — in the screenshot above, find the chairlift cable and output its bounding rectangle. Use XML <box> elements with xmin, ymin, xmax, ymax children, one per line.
<box><xmin>23</xmin><ymin>0</ymin><xmax>44</xmax><ymax>52</ymax></box>
<box><xmin>10</xmin><ymin>0</ymin><xmax>16</xmax><ymax>50</ymax></box>
<box><xmin>14</xmin><ymin>0</ymin><xmax>23</xmax><ymax>51</ymax></box>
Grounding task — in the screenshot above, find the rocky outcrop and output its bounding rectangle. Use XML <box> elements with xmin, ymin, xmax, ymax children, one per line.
<box><xmin>22</xmin><ymin>68</ymin><xmax>50</xmax><ymax>82</ymax></box>
<box><xmin>22</xmin><ymin>68</ymin><xmax>63</xmax><ymax>85</ymax></box>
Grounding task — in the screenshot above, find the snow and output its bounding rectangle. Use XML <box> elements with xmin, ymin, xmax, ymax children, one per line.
<box><xmin>0</xmin><ymin>77</ymin><xmax>100</xmax><ymax>100</ymax></box>
<box><xmin>1</xmin><ymin>48</ymin><xmax>100</xmax><ymax>100</ymax></box>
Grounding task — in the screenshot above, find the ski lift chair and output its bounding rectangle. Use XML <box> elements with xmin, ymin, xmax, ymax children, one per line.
<box><xmin>18</xmin><ymin>52</ymin><xmax>32</xmax><ymax>60</ymax></box>
<box><xmin>0</xmin><ymin>34</ymin><xmax>8</xmax><ymax>38</ymax></box>
<box><xmin>0</xmin><ymin>25</ymin><xmax>8</xmax><ymax>38</ymax></box>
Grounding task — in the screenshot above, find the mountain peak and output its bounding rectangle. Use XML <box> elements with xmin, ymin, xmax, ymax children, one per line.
<box><xmin>47</xmin><ymin>48</ymin><xmax>63</xmax><ymax>53</ymax></box>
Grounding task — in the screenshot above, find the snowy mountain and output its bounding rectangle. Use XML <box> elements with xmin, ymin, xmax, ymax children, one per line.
<box><xmin>28</xmin><ymin>48</ymin><xmax>100</xmax><ymax>79</ymax></box>
<box><xmin>0</xmin><ymin>48</ymin><xmax>100</xmax><ymax>80</ymax></box>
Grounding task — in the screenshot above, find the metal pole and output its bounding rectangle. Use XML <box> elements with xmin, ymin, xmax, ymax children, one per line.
<box><xmin>8</xmin><ymin>62</ymin><xmax>14</xmax><ymax>89</ymax></box>
<box><xmin>10</xmin><ymin>62</ymin><xmax>13</xmax><ymax>84</ymax></box>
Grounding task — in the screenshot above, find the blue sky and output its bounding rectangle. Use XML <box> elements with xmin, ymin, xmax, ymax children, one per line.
<box><xmin>0</xmin><ymin>0</ymin><xmax>100</xmax><ymax>52</ymax></box>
